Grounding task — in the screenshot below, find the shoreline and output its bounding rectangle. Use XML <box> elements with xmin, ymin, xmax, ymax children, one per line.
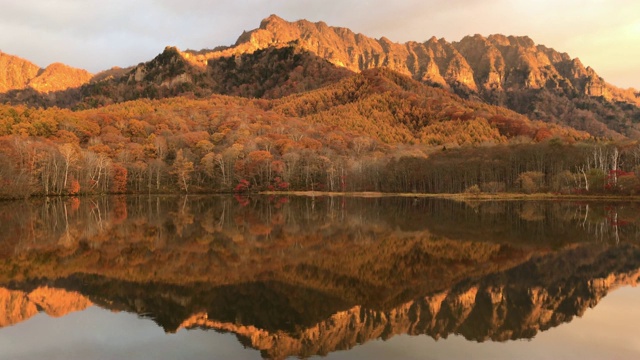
<box><xmin>259</xmin><ymin>191</ymin><xmax>640</xmax><ymax>201</ymax></box>
<box><xmin>2</xmin><ymin>191</ymin><xmax>640</xmax><ymax>202</ymax></box>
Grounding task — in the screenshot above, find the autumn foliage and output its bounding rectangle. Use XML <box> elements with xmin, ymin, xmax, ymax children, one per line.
<box><xmin>0</xmin><ymin>67</ymin><xmax>637</xmax><ymax>199</ymax></box>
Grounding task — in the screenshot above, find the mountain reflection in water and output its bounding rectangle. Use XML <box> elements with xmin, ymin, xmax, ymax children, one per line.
<box><xmin>0</xmin><ymin>195</ymin><xmax>639</xmax><ymax>359</ymax></box>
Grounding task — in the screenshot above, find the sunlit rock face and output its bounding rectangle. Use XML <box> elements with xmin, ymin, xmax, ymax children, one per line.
<box><xmin>193</xmin><ymin>15</ymin><xmax>637</xmax><ymax>106</ymax></box>
<box><xmin>0</xmin><ymin>52</ymin><xmax>92</xmax><ymax>93</ymax></box>
<box><xmin>0</xmin><ymin>52</ymin><xmax>40</xmax><ymax>93</ymax></box>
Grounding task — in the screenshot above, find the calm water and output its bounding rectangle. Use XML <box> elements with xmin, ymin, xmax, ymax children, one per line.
<box><xmin>0</xmin><ymin>195</ymin><xmax>639</xmax><ymax>359</ymax></box>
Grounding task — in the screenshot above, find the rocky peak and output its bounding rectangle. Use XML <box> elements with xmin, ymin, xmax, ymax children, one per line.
<box><xmin>454</xmin><ymin>35</ymin><xmax>505</xmax><ymax>90</ymax></box>
<box><xmin>0</xmin><ymin>51</ymin><xmax>92</xmax><ymax>93</ymax></box>
<box><xmin>0</xmin><ymin>51</ymin><xmax>41</xmax><ymax>92</ymax></box>
<box><xmin>28</xmin><ymin>62</ymin><xmax>93</xmax><ymax>93</ymax></box>
<box><xmin>259</xmin><ymin>14</ymin><xmax>288</xmax><ymax>30</ymax></box>
<box><xmin>231</xmin><ymin>16</ymin><xmax>480</xmax><ymax>92</ymax></box>
<box><xmin>486</xmin><ymin>34</ymin><xmax>511</xmax><ymax>47</ymax></box>
<box><xmin>222</xmin><ymin>16</ymin><xmax>637</xmax><ymax>106</ymax></box>
<box><xmin>128</xmin><ymin>46</ymin><xmax>196</xmax><ymax>87</ymax></box>
<box><xmin>536</xmin><ymin>45</ymin><xmax>571</xmax><ymax>64</ymax></box>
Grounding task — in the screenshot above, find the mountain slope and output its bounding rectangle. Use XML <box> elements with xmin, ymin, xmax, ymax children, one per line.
<box><xmin>188</xmin><ymin>15</ymin><xmax>639</xmax><ymax>138</ymax></box>
<box><xmin>4</xmin><ymin>45</ymin><xmax>352</xmax><ymax>109</ymax></box>
<box><xmin>0</xmin><ymin>52</ymin><xmax>40</xmax><ymax>92</ymax></box>
<box><xmin>0</xmin><ymin>51</ymin><xmax>92</xmax><ymax>93</ymax></box>
<box><xmin>86</xmin><ymin>45</ymin><xmax>351</xmax><ymax>102</ymax></box>
<box><xmin>223</xmin><ymin>15</ymin><xmax>638</xmax><ymax>105</ymax></box>
<box><xmin>264</xmin><ymin>68</ymin><xmax>589</xmax><ymax>144</ymax></box>
<box><xmin>28</xmin><ymin>62</ymin><xmax>94</xmax><ymax>93</ymax></box>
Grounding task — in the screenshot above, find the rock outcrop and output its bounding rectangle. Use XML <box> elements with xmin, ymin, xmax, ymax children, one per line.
<box><xmin>183</xmin><ymin>15</ymin><xmax>637</xmax><ymax>107</ymax></box>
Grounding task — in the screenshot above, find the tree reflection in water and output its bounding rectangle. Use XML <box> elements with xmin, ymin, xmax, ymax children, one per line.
<box><xmin>0</xmin><ymin>195</ymin><xmax>639</xmax><ymax>359</ymax></box>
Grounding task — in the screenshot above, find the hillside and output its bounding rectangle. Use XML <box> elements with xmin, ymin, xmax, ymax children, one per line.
<box><xmin>0</xmin><ymin>45</ymin><xmax>353</xmax><ymax>109</ymax></box>
<box><xmin>0</xmin><ymin>51</ymin><xmax>92</xmax><ymax>93</ymax></box>
<box><xmin>264</xmin><ymin>67</ymin><xmax>588</xmax><ymax>144</ymax></box>
<box><xmin>82</xmin><ymin>45</ymin><xmax>352</xmax><ymax>106</ymax></box>
<box><xmin>3</xmin><ymin>16</ymin><xmax>640</xmax><ymax>197</ymax></box>
<box><xmin>0</xmin><ymin>67</ymin><xmax>603</xmax><ymax>198</ymax></box>
<box><xmin>0</xmin><ymin>52</ymin><xmax>40</xmax><ymax>93</ymax></box>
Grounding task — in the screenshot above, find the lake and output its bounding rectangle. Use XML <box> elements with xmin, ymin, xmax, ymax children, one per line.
<box><xmin>0</xmin><ymin>195</ymin><xmax>639</xmax><ymax>359</ymax></box>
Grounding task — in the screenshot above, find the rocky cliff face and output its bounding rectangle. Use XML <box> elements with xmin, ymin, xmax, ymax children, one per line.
<box><xmin>189</xmin><ymin>15</ymin><xmax>636</xmax><ymax>138</ymax></box>
<box><xmin>0</xmin><ymin>52</ymin><xmax>40</xmax><ymax>93</ymax></box>
<box><xmin>209</xmin><ymin>15</ymin><xmax>637</xmax><ymax>106</ymax></box>
<box><xmin>0</xmin><ymin>52</ymin><xmax>92</xmax><ymax>93</ymax></box>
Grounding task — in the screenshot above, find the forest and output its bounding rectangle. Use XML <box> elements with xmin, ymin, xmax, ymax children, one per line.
<box><xmin>0</xmin><ymin>69</ymin><xmax>638</xmax><ymax>199</ymax></box>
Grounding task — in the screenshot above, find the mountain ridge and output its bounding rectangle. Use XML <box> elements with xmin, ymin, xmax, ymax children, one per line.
<box><xmin>178</xmin><ymin>15</ymin><xmax>639</xmax><ymax>138</ymax></box>
<box><xmin>0</xmin><ymin>15</ymin><xmax>639</xmax><ymax>139</ymax></box>
<box><xmin>0</xmin><ymin>51</ymin><xmax>92</xmax><ymax>93</ymax></box>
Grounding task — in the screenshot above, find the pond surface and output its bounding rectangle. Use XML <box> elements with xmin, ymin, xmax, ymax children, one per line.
<box><xmin>0</xmin><ymin>195</ymin><xmax>639</xmax><ymax>359</ymax></box>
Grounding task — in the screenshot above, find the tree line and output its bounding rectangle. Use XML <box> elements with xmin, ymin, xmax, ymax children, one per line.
<box><xmin>0</xmin><ymin>79</ymin><xmax>638</xmax><ymax>199</ymax></box>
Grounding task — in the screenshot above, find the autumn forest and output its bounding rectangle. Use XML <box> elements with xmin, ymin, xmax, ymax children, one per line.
<box><xmin>1</xmin><ymin>17</ymin><xmax>640</xmax><ymax>199</ymax></box>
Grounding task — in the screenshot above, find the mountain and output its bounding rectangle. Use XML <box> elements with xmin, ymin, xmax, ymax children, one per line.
<box><xmin>224</xmin><ymin>15</ymin><xmax>637</xmax><ymax>102</ymax></box>
<box><xmin>76</xmin><ymin>45</ymin><xmax>353</xmax><ymax>108</ymax></box>
<box><xmin>235</xmin><ymin>15</ymin><xmax>640</xmax><ymax>137</ymax></box>
<box><xmin>264</xmin><ymin>67</ymin><xmax>588</xmax><ymax>144</ymax></box>
<box><xmin>0</xmin><ymin>51</ymin><xmax>92</xmax><ymax>93</ymax></box>
<box><xmin>180</xmin><ymin>15</ymin><xmax>639</xmax><ymax>138</ymax></box>
<box><xmin>1</xmin><ymin>15</ymin><xmax>638</xmax><ymax>139</ymax></box>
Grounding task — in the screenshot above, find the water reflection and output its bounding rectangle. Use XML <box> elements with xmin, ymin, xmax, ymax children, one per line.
<box><xmin>0</xmin><ymin>195</ymin><xmax>639</xmax><ymax>359</ymax></box>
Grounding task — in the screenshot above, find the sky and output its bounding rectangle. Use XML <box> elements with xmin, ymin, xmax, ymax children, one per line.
<box><xmin>0</xmin><ymin>0</ymin><xmax>638</xmax><ymax>89</ymax></box>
